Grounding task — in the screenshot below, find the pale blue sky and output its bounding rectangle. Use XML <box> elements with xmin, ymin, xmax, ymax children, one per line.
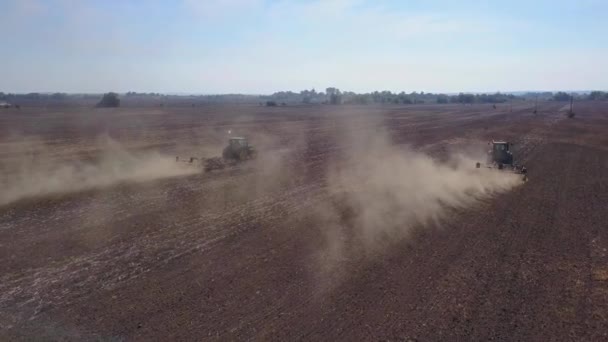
<box><xmin>2</xmin><ymin>0</ymin><xmax>607</xmax><ymax>93</ymax></box>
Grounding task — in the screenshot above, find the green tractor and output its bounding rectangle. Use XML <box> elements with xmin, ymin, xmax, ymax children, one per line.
<box><xmin>204</xmin><ymin>137</ymin><xmax>256</xmax><ymax>172</ymax></box>
<box><xmin>176</xmin><ymin>137</ymin><xmax>257</xmax><ymax>172</ymax></box>
<box><xmin>221</xmin><ymin>137</ymin><xmax>257</xmax><ymax>161</ymax></box>
<box><xmin>476</xmin><ymin>140</ymin><xmax>527</xmax><ymax>181</ymax></box>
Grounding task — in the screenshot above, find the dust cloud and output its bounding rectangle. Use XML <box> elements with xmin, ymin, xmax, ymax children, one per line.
<box><xmin>0</xmin><ymin>136</ymin><xmax>197</xmax><ymax>206</ymax></box>
<box><xmin>313</xmin><ymin>127</ymin><xmax>522</xmax><ymax>277</ymax></box>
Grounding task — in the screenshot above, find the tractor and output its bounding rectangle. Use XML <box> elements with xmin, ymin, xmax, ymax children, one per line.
<box><xmin>221</xmin><ymin>137</ymin><xmax>257</xmax><ymax>161</ymax></box>
<box><xmin>476</xmin><ymin>141</ymin><xmax>527</xmax><ymax>181</ymax></box>
<box><xmin>176</xmin><ymin>137</ymin><xmax>257</xmax><ymax>172</ymax></box>
<box><xmin>203</xmin><ymin>137</ymin><xmax>256</xmax><ymax>171</ymax></box>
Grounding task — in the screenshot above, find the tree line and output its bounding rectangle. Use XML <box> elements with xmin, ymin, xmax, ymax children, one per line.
<box><xmin>264</xmin><ymin>88</ymin><xmax>608</xmax><ymax>105</ymax></box>
<box><xmin>2</xmin><ymin>90</ymin><xmax>607</xmax><ymax>108</ymax></box>
<box><xmin>262</xmin><ymin>88</ymin><xmax>517</xmax><ymax>105</ymax></box>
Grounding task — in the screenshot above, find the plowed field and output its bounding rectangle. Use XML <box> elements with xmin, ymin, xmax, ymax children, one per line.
<box><xmin>1</xmin><ymin>101</ymin><xmax>607</xmax><ymax>340</ymax></box>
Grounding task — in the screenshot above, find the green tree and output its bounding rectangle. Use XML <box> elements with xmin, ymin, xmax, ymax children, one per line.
<box><xmin>329</xmin><ymin>93</ymin><xmax>342</xmax><ymax>104</ymax></box>
<box><xmin>96</xmin><ymin>92</ymin><xmax>120</xmax><ymax>107</ymax></box>
<box><xmin>457</xmin><ymin>93</ymin><xmax>475</xmax><ymax>104</ymax></box>
<box><xmin>436</xmin><ymin>95</ymin><xmax>449</xmax><ymax>104</ymax></box>
<box><xmin>326</xmin><ymin>87</ymin><xmax>341</xmax><ymax>104</ymax></box>
<box><xmin>588</xmin><ymin>91</ymin><xmax>607</xmax><ymax>100</ymax></box>
<box><xmin>553</xmin><ymin>92</ymin><xmax>571</xmax><ymax>101</ymax></box>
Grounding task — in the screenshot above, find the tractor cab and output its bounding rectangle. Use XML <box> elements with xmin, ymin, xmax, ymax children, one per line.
<box><xmin>490</xmin><ymin>141</ymin><xmax>513</xmax><ymax>165</ymax></box>
<box><xmin>476</xmin><ymin>139</ymin><xmax>527</xmax><ymax>181</ymax></box>
<box><xmin>492</xmin><ymin>141</ymin><xmax>510</xmax><ymax>153</ymax></box>
<box><xmin>229</xmin><ymin>137</ymin><xmax>249</xmax><ymax>150</ymax></box>
<box><xmin>223</xmin><ymin>137</ymin><xmax>256</xmax><ymax>160</ymax></box>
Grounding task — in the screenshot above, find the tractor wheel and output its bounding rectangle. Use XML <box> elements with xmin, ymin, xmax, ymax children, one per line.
<box><xmin>476</xmin><ymin>162</ymin><xmax>480</xmax><ymax>169</ymax></box>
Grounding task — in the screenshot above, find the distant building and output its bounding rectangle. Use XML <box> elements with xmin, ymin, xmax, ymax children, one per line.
<box><xmin>0</xmin><ymin>101</ymin><xmax>11</xmax><ymax>108</ymax></box>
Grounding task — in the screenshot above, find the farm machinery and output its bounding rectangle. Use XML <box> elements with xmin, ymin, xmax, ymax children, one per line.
<box><xmin>176</xmin><ymin>137</ymin><xmax>257</xmax><ymax>172</ymax></box>
<box><xmin>476</xmin><ymin>140</ymin><xmax>528</xmax><ymax>181</ymax></box>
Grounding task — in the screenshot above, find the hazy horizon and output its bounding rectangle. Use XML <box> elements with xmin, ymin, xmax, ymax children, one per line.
<box><xmin>0</xmin><ymin>90</ymin><xmax>602</xmax><ymax>96</ymax></box>
<box><xmin>2</xmin><ymin>0</ymin><xmax>607</xmax><ymax>94</ymax></box>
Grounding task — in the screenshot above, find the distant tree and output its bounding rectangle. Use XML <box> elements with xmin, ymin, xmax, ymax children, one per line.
<box><xmin>476</xmin><ymin>92</ymin><xmax>511</xmax><ymax>103</ymax></box>
<box><xmin>21</xmin><ymin>93</ymin><xmax>41</xmax><ymax>100</ymax></box>
<box><xmin>326</xmin><ymin>87</ymin><xmax>342</xmax><ymax>105</ymax></box>
<box><xmin>329</xmin><ymin>93</ymin><xmax>341</xmax><ymax>105</ymax></box>
<box><xmin>266</xmin><ymin>101</ymin><xmax>277</xmax><ymax>107</ymax></box>
<box><xmin>457</xmin><ymin>93</ymin><xmax>475</xmax><ymax>104</ymax></box>
<box><xmin>323</xmin><ymin>87</ymin><xmax>341</xmax><ymax>104</ymax></box>
<box><xmin>588</xmin><ymin>91</ymin><xmax>607</xmax><ymax>100</ymax></box>
<box><xmin>436</xmin><ymin>95</ymin><xmax>449</xmax><ymax>104</ymax></box>
<box><xmin>395</xmin><ymin>92</ymin><xmax>410</xmax><ymax>104</ymax></box>
<box><xmin>96</xmin><ymin>92</ymin><xmax>120</xmax><ymax>107</ymax></box>
<box><xmin>553</xmin><ymin>91</ymin><xmax>571</xmax><ymax>101</ymax></box>
<box><xmin>326</xmin><ymin>87</ymin><xmax>338</xmax><ymax>96</ymax></box>
<box><xmin>51</xmin><ymin>92</ymin><xmax>67</xmax><ymax>100</ymax></box>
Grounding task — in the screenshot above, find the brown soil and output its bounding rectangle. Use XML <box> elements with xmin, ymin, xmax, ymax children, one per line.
<box><xmin>1</xmin><ymin>101</ymin><xmax>607</xmax><ymax>341</ymax></box>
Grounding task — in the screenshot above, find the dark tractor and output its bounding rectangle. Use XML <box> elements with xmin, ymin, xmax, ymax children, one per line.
<box><xmin>204</xmin><ymin>137</ymin><xmax>257</xmax><ymax>172</ymax></box>
<box><xmin>475</xmin><ymin>140</ymin><xmax>514</xmax><ymax>169</ymax></box>
<box><xmin>476</xmin><ymin>140</ymin><xmax>527</xmax><ymax>181</ymax></box>
<box><xmin>176</xmin><ymin>137</ymin><xmax>257</xmax><ymax>172</ymax></box>
<box><xmin>222</xmin><ymin>137</ymin><xmax>256</xmax><ymax>161</ymax></box>
<box><xmin>489</xmin><ymin>141</ymin><xmax>513</xmax><ymax>168</ymax></box>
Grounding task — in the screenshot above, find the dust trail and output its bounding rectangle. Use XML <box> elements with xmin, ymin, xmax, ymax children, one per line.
<box><xmin>333</xmin><ymin>135</ymin><xmax>519</xmax><ymax>242</ymax></box>
<box><xmin>0</xmin><ymin>136</ymin><xmax>197</xmax><ymax>206</ymax></box>
<box><xmin>313</xmin><ymin>127</ymin><xmax>522</xmax><ymax>285</ymax></box>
